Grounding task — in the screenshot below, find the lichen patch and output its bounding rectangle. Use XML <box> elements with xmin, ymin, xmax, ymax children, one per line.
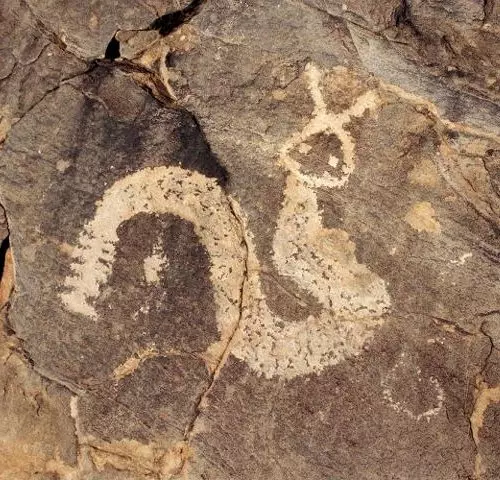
<box><xmin>408</xmin><ymin>158</ymin><xmax>440</xmax><ymax>188</ymax></box>
<box><xmin>404</xmin><ymin>201</ymin><xmax>441</xmax><ymax>234</ymax></box>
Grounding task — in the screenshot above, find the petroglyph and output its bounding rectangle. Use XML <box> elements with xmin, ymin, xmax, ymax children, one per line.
<box><xmin>61</xmin><ymin>65</ymin><xmax>392</xmax><ymax>380</ymax></box>
<box><xmin>278</xmin><ymin>64</ymin><xmax>381</xmax><ymax>189</ymax></box>
<box><xmin>274</xmin><ymin>64</ymin><xmax>388</xmax><ymax>316</ymax></box>
<box><xmin>60</xmin><ymin>166</ymin><xmax>246</xmax><ymax>359</ymax></box>
<box><xmin>381</xmin><ymin>352</ymin><xmax>445</xmax><ymax>422</ymax></box>
<box><xmin>233</xmin><ymin>64</ymin><xmax>391</xmax><ymax>379</ymax></box>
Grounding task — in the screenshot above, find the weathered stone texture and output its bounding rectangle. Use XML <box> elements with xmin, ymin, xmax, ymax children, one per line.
<box><xmin>0</xmin><ymin>0</ymin><xmax>499</xmax><ymax>479</ymax></box>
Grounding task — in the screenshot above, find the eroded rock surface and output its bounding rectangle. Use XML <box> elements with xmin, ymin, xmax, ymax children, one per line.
<box><xmin>0</xmin><ymin>0</ymin><xmax>499</xmax><ymax>479</ymax></box>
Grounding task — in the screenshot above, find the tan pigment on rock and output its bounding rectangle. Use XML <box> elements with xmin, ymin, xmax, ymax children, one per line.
<box><xmin>404</xmin><ymin>201</ymin><xmax>441</xmax><ymax>234</ymax></box>
<box><xmin>67</xmin><ymin>396</ymin><xmax>187</xmax><ymax>479</ymax></box>
<box><xmin>60</xmin><ymin>166</ymin><xmax>245</xmax><ymax>319</ymax></box>
<box><xmin>273</xmin><ymin>174</ymin><xmax>389</xmax><ymax>318</ymax></box>
<box><xmin>0</xmin><ymin>247</ymin><xmax>15</xmax><ymax>309</ymax></box>
<box><xmin>233</xmin><ymin>174</ymin><xmax>390</xmax><ymax>379</ymax></box>
<box><xmin>87</xmin><ymin>437</ymin><xmax>188</xmax><ymax>477</ymax></box>
<box><xmin>380</xmin><ymin>80</ymin><xmax>500</xmax><ymax>235</ymax></box>
<box><xmin>0</xmin><ymin>323</ymin><xmax>78</xmax><ymax>480</ymax></box>
<box><xmin>0</xmin><ymin>106</ymin><xmax>13</xmax><ymax>144</ymax></box>
<box><xmin>56</xmin><ymin>160</ymin><xmax>71</xmax><ymax>173</ymax></box>
<box><xmin>470</xmin><ymin>380</ymin><xmax>500</xmax><ymax>479</ymax></box>
<box><xmin>450</xmin><ymin>252</ymin><xmax>473</xmax><ymax>265</ymax></box>
<box><xmin>112</xmin><ymin>346</ymin><xmax>206</xmax><ymax>381</ymax></box>
<box><xmin>234</xmin><ymin>224</ymin><xmax>389</xmax><ymax>380</ymax></box>
<box><xmin>471</xmin><ymin>381</ymin><xmax>500</xmax><ymax>444</ymax></box>
<box><xmin>278</xmin><ymin>63</ymin><xmax>382</xmax><ymax>190</ymax></box>
<box><xmin>408</xmin><ymin>158</ymin><xmax>440</xmax><ymax>187</ymax></box>
<box><xmin>60</xmin><ymin>165</ymin><xmax>246</xmax><ymax>376</ymax></box>
<box><xmin>143</xmin><ymin>240</ymin><xmax>168</xmax><ymax>284</ymax></box>
<box><xmin>112</xmin><ymin>345</ymin><xmax>159</xmax><ymax>381</ymax></box>
<box><xmin>61</xmin><ymin>164</ymin><xmax>391</xmax><ymax>380</ymax></box>
<box><xmin>380</xmin><ymin>82</ymin><xmax>500</xmax><ymax>142</ymax></box>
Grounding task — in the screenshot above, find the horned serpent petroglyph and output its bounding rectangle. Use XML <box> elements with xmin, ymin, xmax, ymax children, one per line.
<box><xmin>61</xmin><ymin>63</ymin><xmax>393</xmax><ymax>380</ymax></box>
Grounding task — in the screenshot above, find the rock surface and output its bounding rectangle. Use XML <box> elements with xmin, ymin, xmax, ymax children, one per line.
<box><xmin>0</xmin><ymin>0</ymin><xmax>499</xmax><ymax>479</ymax></box>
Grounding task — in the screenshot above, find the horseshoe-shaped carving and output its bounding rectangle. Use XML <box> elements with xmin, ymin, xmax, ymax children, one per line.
<box><xmin>60</xmin><ymin>166</ymin><xmax>246</xmax><ymax>361</ymax></box>
<box><xmin>61</xmin><ymin>64</ymin><xmax>391</xmax><ymax>380</ymax></box>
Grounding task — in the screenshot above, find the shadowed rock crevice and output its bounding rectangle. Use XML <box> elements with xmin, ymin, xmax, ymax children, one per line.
<box><xmin>104</xmin><ymin>35</ymin><xmax>121</xmax><ymax>60</ymax></box>
<box><xmin>392</xmin><ymin>0</ymin><xmax>420</xmax><ymax>34</ymax></box>
<box><xmin>149</xmin><ymin>0</ymin><xmax>205</xmax><ymax>36</ymax></box>
<box><xmin>102</xmin><ymin>0</ymin><xmax>206</xmax><ymax>64</ymax></box>
<box><xmin>0</xmin><ymin>205</ymin><xmax>14</xmax><ymax>322</ymax></box>
<box><xmin>483</xmin><ymin>0</ymin><xmax>495</xmax><ymax>23</ymax></box>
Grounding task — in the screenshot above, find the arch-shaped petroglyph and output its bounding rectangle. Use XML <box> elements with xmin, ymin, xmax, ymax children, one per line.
<box><xmin>60</xmin><ymin>166</ymin><xmax>247</xmax><ymax>364</ymax></box>
<box><xmin>61</xmin><ymin>64</ymin><xmax>391</xmax><ymax>380</ymax></box>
